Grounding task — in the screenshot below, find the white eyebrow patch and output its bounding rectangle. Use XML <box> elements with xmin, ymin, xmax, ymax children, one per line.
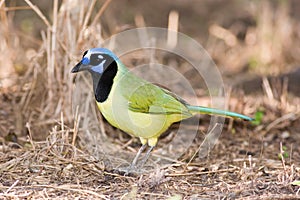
<box><xmin>98</xmin><ymin>55</ymin><xmax>104</xmax><ymax>59</ymax></box>
<box><xmin>85</xmin><ymin>51</ymin><xmax>92</xmax><ymax>59</ymax></box>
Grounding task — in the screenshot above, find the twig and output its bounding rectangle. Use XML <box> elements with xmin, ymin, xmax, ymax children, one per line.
<box><xmin>2</xmin><ymin>184</ymin><xmax>108</xmax><ymax>199</ymax></box>
<box><xmin>0</xmin><ymin>6</ymin><xmax>31</xmax><ymax>11</ymax></box>
<box><xmin>48</xmin><ymin>0</ymin><xmax>58</xmax><ymax>100</ymax></box>
<box><xmin>77</xmin><ymin>0</ymin><xmax>97</xmax><ymax>44</ymax></box>
<box><xmin>0</xmin><ymin>0</ymin><xmax>9</xmax><ymax>42</ymax></box>
<box><xmin>4</xmin><ymin>180</ymin><xmax>19</xmax><ymax>194</ymax></box>
<box><xmin>166</xmin><ymin>167</ymin><xmax>237</xmax><ymax>177</ymax></box>
<box><xmin>91</xmin><ymin>0</ymin><xmax>113</xmax><ymax>27</ymax></box>
<box><xmin>262</xmin><ymin>77</ymin><xmax>274</xmax><ymax>100</ymax></box>
<box><xmin>0</xmin><ymin>0</ymin><xmax>5</xmax><ymax>8</ymax></box>
<box><xmin>265</xmin><ymin>112</ymin><xmax>296</xmax><ymax>132</ymax></box>
<box><xmin>24</xmin><ymin>0</ymin><xmax>51</xmax><ymax>28</ymax></box>
<box><xmin>167</xmin><ymin>10</ymin><xmax>179</xmax><ymax>48</ymax></box>
<box><xmin>72</xmin><ymin>106</ymin><xmax>80</xmax><ymax>146</ymax></box>
<box><xmin>279</xmin><ymin>142</ymin><xmax>286</xmax><ymax>172</ymax></box>
<box><xmin>196</xmin><ymin>123</ymin><xmax>223</xmax><ymax>159</ymax></box>
<box><xmin>209</xmin><ymin>24</ymin><xmax>237</xmax><ymax>46</ymax></box>
<box><xmin>25</xmin><ymin>122</ymin><xmax>35</xmax><ymax>151</ymax></box>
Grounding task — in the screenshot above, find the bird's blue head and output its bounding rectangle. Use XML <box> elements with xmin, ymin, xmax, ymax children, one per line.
<box><xmin>71</xmin><ymin>48</ymin><xmax>119</xmax><ymax>74</ymax></box>
<box><xmin>71</xmin><ymin>48</ymin><xmax>119</xmax><ymax>103</ymax></box>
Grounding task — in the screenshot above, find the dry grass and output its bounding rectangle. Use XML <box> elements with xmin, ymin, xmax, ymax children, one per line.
<box><xmin>0</xmin><ymin>0</ymin><xmax>300</xmax><ymax>199</ymax></box>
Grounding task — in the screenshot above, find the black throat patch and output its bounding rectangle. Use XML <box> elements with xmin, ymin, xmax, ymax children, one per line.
<box><xmin>93</xmin><ymin>58</ymin><xmax>118</xmax><ymax>103</ymax></box>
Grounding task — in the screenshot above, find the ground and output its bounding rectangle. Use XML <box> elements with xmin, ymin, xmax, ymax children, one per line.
<box><xmin>0</xmin><ymin>1</ymin><xmax>300</xmax><ymax>199</ymax></box>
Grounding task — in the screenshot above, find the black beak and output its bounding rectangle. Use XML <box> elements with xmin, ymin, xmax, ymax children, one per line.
<box><xmin>71</xmin><ymin>62</ymin><xmax>83</xmax><ymax>73</ymax></box>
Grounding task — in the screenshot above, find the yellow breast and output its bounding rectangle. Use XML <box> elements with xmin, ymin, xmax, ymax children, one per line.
<box><xmin>97</xmin><ymin>99</ymin><xmax>173</xmax><ymax>139</ymax></box>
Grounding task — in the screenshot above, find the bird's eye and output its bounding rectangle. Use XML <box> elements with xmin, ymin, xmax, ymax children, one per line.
<box><xmin>90</xmin><ymin>54</ymin><xmax>104</xmax><ymax>66</ymax></box>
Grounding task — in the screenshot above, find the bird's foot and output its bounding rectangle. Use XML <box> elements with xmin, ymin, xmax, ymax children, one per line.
<box><xmin>116</xmin><ymin>165</ymin><xmax>140</xmax><ymax>176</ymax></box>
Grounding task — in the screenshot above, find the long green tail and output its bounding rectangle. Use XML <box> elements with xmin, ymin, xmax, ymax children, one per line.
<box><xmin>186</xmin><ymin>105</ymin><xmax>253</xmax><ymax>121</ymax></box>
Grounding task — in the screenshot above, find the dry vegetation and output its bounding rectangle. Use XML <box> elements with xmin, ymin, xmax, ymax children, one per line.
<box><xmin>0</xmin><ymin>0</ymin><xmax>300</xmax><ymax>199</ymax></box>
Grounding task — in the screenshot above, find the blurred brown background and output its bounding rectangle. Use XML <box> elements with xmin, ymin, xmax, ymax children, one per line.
<box><xmin>1</xmin><ymin>1</ymin><xmax>300</xmax><ymax>198</ymax></box>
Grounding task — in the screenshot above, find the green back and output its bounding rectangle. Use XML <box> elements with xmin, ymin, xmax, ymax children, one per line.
<box><xmin>116</xmin><ymin>65</ymin><xmax>192</xmax><ymax>118</ymax></box>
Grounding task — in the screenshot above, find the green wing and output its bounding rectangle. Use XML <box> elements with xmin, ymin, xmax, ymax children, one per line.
<box><xmin>124</xmin><ymin>82</ymin><xmax>192</xmax><ymax>117</ymax></box>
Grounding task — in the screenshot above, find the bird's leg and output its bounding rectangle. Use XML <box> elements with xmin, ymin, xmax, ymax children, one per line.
<box><xmin>127</xmin><ymin>144</ymin><xmax>147</xmax><ymax>172</ymax></box>
<box><xmin>138</xmin><ymin>138</ymin><xmax>157</xmax><ymax>168</ymax></box>
<box><xmin>138</xmin><ymin>145</ymin><xmax>155</xmax><ymax>168</ymax></box>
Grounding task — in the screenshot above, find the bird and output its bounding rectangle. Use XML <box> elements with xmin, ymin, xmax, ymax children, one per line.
<box><xmin>71</xmin><ymin>48</ymin><xmax>253</xmax><ymax>172</ymax></box>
